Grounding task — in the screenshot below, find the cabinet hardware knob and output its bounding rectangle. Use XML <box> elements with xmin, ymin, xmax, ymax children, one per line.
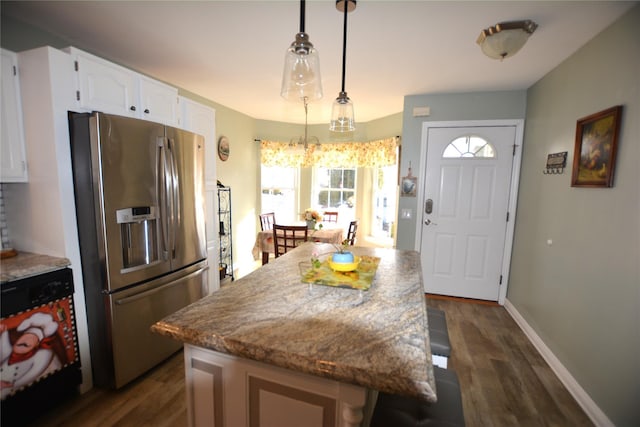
<box><xmin>144</xmin><ymin>109</ymin><xmax>150</xmax><ymax>114</ymax></box>
<box><xmin>130</xmin><ymin>106</ymin><xmax>136</xmax><ymax>111</ymax></box>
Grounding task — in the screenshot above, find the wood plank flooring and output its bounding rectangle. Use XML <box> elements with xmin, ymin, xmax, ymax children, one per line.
<box><xmin>30</xmin><ymin>351</ymin><xmax>188</xmax><ymax>427</ymax></box>
<box><xmin>427</xmin><ymin>295</ymin><xmax>593</xmax><ymax>427</ymax></box>
<box><xmin>26</xmin><ymin>296</ymin><xmax>592</xmax><ymax>426</ymax></box>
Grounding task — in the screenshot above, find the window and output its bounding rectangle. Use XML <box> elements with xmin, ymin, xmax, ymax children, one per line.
<box><xmin>316</xmin><ymin>167</ymin><xmax>356</xmax><ymax>209</ymax></box>
<box><xmin>261</xmin><ymin>165</ymin><xmax>297</xmax><ymax>224</ymax></box>
<box><xmin>443</xmin><ymin>135</ymin><xmax>495</xmax><ymax>158</ymax></box>
<box><xmin>371</xmin><ymin>165</ymin><xmax>397</xmax><ymax>238</ymax></box>
<box><xmin>313</xmin><ymin>167</ymin><xmax>356</xmax><ymax>225</ymax></box>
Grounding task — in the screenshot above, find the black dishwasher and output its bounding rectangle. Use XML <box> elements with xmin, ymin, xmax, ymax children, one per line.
<box><xmin>1</xmin><ymin>267</ymin><xmax>82</xmax><ymax>426</ymax></box>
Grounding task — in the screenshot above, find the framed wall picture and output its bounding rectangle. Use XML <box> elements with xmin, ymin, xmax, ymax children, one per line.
<box><xmin>400</xmin><ymin>161</ymin><xmax>417</xmax><ymax>197</ymax></box>
<box><xmin>571</xmin><ymin>105</ymin><xmax>622</xmax><ymax>188</ymax></box>
<box><xmin>218</xmin><ymin>136</ymin><xmax>230</xmax><ymax>161</ymax></box>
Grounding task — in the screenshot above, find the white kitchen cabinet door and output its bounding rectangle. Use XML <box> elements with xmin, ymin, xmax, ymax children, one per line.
<box><xmin>67</xmin><ymin>47</ymin><xmax>177</xmax><ymax>126</ymax></box>
<box><xmin>184</xmin><ymin>345</ymin><xmax>371</xmax><ymax>427</ymax></box>
<box><xmin>70</xmin><ymin>47</ymin><xmax>138</xmax><ymax>118</ymax></box>
<box><xmin>180</xmin><ymin>96</ymin><xmax>219</xmax><ymax>293</ymax></box>
<box><xmin>138</xmin><ymin>76</ymin><xmax>178</xmax><ymax>126</ymax></box>
<box><xmin>1</xmin><ymin>49</ymin><xmax>28</xmax><ymax>182</ymax></box>
<box><xmin>180</xmin><ymin>97</ymin><xmax>216</xmax><ymax>181</ymax></box>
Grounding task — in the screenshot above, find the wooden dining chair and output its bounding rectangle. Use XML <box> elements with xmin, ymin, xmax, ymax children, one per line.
<box><xmin>273</xmin><ymin>224</ymin><xmax>308</xmax><ymax>257</ymax></box>
<box><xmin>323</xmin><ymin>211</ymin><xmax>339</xmax><ymax>223</ymax></box>
<box><xmin>346</xmin><ymin>220</ymin><xmax>358</xmax><ymax>245</ymax></box>
<box><xmin>259</xmin><ymin>212</ymin><xmax>276</xmax><ymax>231</ymax></box>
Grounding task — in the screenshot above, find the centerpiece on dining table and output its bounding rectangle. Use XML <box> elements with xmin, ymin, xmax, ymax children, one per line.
<box><xmin>303</xmin><ymin>208</ymin><xmax>322</xmax><ymax>230</ymax></box>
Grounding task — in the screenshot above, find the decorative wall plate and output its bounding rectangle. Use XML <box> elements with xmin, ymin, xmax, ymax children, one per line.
<box><xmin>218</xmin><ymin>136</ymin><xmax>230</xmax><ymax>161</ymax></box>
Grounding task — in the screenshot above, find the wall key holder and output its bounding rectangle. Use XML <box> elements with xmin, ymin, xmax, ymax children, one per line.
<box><xmin>543</xmin><ymin>152</ymin><xmax>567</xmax><ymax>174</ymax></box>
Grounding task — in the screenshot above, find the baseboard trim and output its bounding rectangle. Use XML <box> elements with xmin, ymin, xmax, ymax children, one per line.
<box><xmin>504</xmin><ymin>299</ymin><xmax>614</xmax><ymax>427</ymax></box>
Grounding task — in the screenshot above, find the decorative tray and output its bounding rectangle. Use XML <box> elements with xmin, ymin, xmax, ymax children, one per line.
<box><xmin>300</xmin><ymin>255</ymin><xmax>381</xmax><ymax>290</ymax></box>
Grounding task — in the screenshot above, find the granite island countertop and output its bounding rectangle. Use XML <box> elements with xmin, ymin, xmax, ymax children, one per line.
<box><xmin>0</xmin><ymin>251</ymin><xmax>71</xmax><ymax>283</ymax></box>
<box><xmin>152</xmin><ymin>242</ymin><xmax>436</xmax><ymax>403</ymax></box>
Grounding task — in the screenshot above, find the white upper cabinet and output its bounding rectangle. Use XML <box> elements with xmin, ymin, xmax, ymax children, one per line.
<box><xmin>179</xmin><ymin>96</ymin><xmax>216</xmax><ymax>182</ymax></box>
<box><xmin>138</xmin><ymin>76</ymin><xmax>179</xmax><ymax>126</ymax></box>
<box><xmin>66</xmin><ymin>47</ymin><xmax>178</xmax><ymax>126</ymax></box>
<box><xmin>1</xmin><ymin>49</ymin><xmax>28</xmax><ymax>182</ymax></box>
<box><xmin>72</xmin><ymin>48</ymin><xmax>137</xmax><ymax>117</ymax></box>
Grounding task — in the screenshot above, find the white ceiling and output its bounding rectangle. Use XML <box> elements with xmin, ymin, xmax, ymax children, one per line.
<box><xmin>2</xmin><ymin>1</ymin><xmax>636</xmax><ymax>125</ymax></box>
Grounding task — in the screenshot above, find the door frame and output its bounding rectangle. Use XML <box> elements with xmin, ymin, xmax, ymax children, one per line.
<box><xmin>414</xmin><ymin>120</ymin><xmax>525</xmax><ymax>305</ymax></box>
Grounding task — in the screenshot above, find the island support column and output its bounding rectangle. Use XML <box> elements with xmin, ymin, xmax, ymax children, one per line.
<box><xmin>184</xmin><ymin>344</ymin><xmax>373</xmax><ymax>427</ymax></box>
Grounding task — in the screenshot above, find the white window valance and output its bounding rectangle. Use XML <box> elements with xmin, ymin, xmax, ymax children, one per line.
<box><xmin>260</xmin><ymin>137</ymin><xmax>398</xmax><ymax>168</ymax></box>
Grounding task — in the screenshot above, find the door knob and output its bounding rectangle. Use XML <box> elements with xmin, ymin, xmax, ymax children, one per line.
<box><xmin>424</xmin><ymin>219</ymin><xmax>437</xmax><ymax>226</ymax></box>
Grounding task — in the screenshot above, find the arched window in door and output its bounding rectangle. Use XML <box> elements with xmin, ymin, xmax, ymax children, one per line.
<box><xmin>442</xmin><ymin>135</ymin><xmax>495</xmax><ymax>158</ymax></box>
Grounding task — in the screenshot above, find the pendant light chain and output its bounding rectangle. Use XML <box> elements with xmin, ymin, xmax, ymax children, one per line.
<box><xmin>304</xmin><ymin>96</ymin><xmax>309</xmax><ymax>143</ymax></box>
<box><xmin>299</xmin><ymin>0</ymin><xmax>305</xmax><ymax>33</ymax></box>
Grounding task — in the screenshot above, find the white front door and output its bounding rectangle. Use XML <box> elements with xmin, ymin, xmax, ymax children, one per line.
<box><xmin>420</xmin><ymin>125</ymin><xmax>517</xmax><ymax>301</ymax></box>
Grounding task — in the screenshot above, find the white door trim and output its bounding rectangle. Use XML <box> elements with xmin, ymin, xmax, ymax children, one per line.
<box><xmin>414</xmin><ymin>120</ymin><xmax>525</xmax><ymax>305</ymax></box>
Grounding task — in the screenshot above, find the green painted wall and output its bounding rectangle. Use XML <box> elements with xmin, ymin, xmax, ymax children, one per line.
<box><xmin>508</xmin><ymin>6</ymin><xmax>640</xmax><ymax>425</ymax></box>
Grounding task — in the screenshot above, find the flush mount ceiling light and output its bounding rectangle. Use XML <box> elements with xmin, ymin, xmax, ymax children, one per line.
<box><xmin>329</xmin><ymin>0</ymin><xmax>356</xmax><ymax>133</ymax></box>
<box><xmin>476</xmin><ymin>20</ymin><xmax>538</xmax><ymax>60</ymax></box>
<box><xmin>290</xmin><ymin>96</ymin><xmax>319</xmax><ymax>150</ymax></box>
<box><xmin>281</xmin><ymin>0</ymin><xmax>323</xmax><ymax>102</ymax></box>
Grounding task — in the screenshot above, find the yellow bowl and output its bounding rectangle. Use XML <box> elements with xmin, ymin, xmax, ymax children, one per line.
<box><xmin>327</xmin><ymin>256</ymin><xmax>361</xmax><ymax>272</ymax></box>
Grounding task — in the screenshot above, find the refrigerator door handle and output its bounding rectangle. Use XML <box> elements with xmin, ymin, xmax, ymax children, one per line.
<box><xmin>114</xmin><ymin>267</ymin><xmax>207</xmax><ymax>306</ymax></box>
<box><xmin>158</xmin><ymin>137</ymin><xmax>170</xmax><ymax>260</ymax></box>
<box><xmin>167</xmin><ymin>138</ymin><xmax>180</xmax><ymax>259</ymax></box>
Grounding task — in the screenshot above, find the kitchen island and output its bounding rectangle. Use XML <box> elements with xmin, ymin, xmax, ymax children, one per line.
<box><xmin>152</xmin><ymin>242</ymin><xmax>435</xmax><ymax>427</ymax></box>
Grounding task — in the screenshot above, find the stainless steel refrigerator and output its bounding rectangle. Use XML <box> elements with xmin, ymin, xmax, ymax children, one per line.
<box><xmin>69</xmin><ymin>112</ymin><xmax>208</xmax><ymax>388</ymax></box>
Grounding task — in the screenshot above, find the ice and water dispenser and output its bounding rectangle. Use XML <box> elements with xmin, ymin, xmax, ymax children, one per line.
<box><xmin>116</xmin><ymin>206</ymin><xmax>159</xmax><ymax>269</ymax></box>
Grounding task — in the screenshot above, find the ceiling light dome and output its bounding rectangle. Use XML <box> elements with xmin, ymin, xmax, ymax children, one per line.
<box><xmin>477</xmin><ymin>20</ymin><xmax>538</xmax><ymax>60</ymax></box>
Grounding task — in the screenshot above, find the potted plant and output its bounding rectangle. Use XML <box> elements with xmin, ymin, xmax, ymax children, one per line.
<box><xmin>331</xmin><ymin>239</ymin><xmax>354</xmax><ymax>263</ymax></box>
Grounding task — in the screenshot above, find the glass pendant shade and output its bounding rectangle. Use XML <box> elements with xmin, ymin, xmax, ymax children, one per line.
<box><xmin>477</xmin><ymin>20</ymin><xmax>538</xmax><ymax>60</ymax></box>
<box><xmin>329</xmin><ymin>92</ymin><xmax>355</xmax><ymax>132</ymax></box>
<box><xmin>281</xmin><ymin>32</ymin><xmax>323</xmax><ymax>101</ymax></box>
<box><xmin>330</xmin><ymin>0</ymin><xmax>357</xmax><ymax>132</ymax></box>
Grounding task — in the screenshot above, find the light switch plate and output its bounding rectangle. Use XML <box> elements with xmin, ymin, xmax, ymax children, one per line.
<box><xmin>400</xmin><ymin>209</ymin><xmax>412</xmax><ymax>219</ymax></box>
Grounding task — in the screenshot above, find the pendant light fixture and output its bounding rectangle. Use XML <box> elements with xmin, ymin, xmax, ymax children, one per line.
<box><xmin>329</xmin><ymin>0</ymin><xmax>356</xmax><ymax>132</ymax></box>
<box><xmin>281</xmin><ymin>0</ymin><xmax>323</xmax><ymax>102</ymax></box>
<box><xmin>290</xmin><ymin>96</ymin><xmax>319</xmax><ymax>150</ymax></box>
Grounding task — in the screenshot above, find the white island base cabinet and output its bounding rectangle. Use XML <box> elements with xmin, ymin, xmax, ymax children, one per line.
<box><xmin>184</xmin><ymin>345</ymin><xmax>374</xmax><ymax>427</ymax></box>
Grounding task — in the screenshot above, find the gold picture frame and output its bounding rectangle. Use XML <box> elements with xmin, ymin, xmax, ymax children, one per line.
<box><xmin>571</xmin><ymin>105</ymin><xmax>622</xmax><ymax>188</ymax></box>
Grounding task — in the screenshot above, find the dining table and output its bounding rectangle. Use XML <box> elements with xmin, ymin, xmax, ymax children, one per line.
<box><xmin>252</xmin><ymin>223</ymin><xmax>345</xmax><ymax>265</ymax></box>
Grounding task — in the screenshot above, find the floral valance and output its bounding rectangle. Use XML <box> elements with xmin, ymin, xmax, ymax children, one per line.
<box><xmin>260</xmin><ymin>137</ymin><xmax>398</xmax><ymax>168</ymax></box>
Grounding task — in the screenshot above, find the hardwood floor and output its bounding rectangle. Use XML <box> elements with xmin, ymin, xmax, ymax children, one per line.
<box><xmin>30</xmin><ymin>351</ymin><xmax>187</xmax><ymax>427</ymax></box>
<box><xmin>427</xmin><ymin>295</ymin><xmax>593</xmax><ymax>427</ymax></box>
<box><xmin>28</xmin><ymin>296</ymin><xmax>592</xmax><ymax>426</ymax></box>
